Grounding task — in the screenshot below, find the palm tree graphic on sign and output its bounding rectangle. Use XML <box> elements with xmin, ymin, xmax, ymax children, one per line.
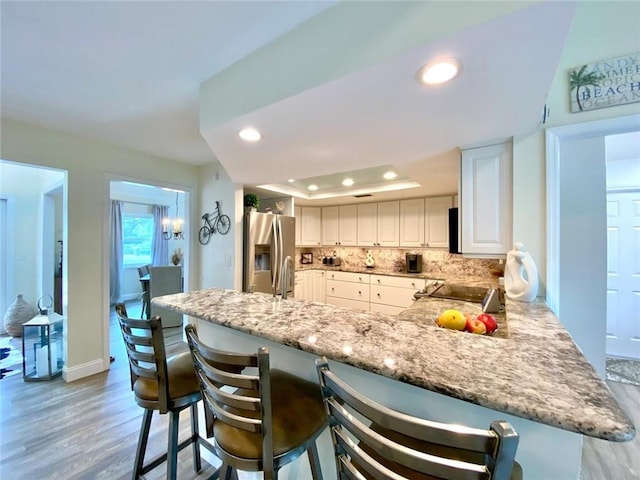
<box><xmin>569</xmin><ymin>65</ymin><xmax>605</xmax><ymax>111</ymax></box>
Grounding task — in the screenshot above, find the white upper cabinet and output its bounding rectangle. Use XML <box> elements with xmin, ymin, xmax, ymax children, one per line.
<box><xmin>322</xmin><ymin>205</ymin><xmax>357</xmax><ymax>246</ymax></box>
<box><xmin>321</xmin><ymin>206</ymin><xmax>339</xmax><ymax>246</ymax></box>
<box><xmin>338</xmin><ymin>205</ymin><xmax>357</xmax><ymax>246</ymax></box>
<box><xmin>460</xmin><ymin>142</ymin><xmax>513</xmax><ymax>255</ymax></box>
<box><xmin>357</xmin><ymin>203</ymin><xmax>378</xmax><ymax>246</ymax></box>
<box><xmin>400</xmin><ymin>198</ymin><xmax>425</xmax><ymax>247</ymax></box>
<box><xmin>400</xmin><ymin>197</ymin><xmax>452</xmax><ymax>248</ymax></box>
<box><xmin>300</xmin><ymin>206</ymin><xmax>322</xmax><ymax>246</ymax></box>
<box><xmin>424</xmin><ymin>196</ymin><xmax>453</xmax><ymax>248</ymax></box>
<box><xmin>376</xmin><ymin>201</ymin><xmax>400</xmax><ymax>246</ymax></box>
<box><xmin>294</xmin><ymin>205</ymin><xmax>301</xmax><ymax>246</ymax></box>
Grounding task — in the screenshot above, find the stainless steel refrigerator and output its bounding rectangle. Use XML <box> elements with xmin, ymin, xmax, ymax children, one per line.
<box><xmin>243</xmin><ymin>211</ymin><xmax>296</xmax><ymax>297</ymax></box>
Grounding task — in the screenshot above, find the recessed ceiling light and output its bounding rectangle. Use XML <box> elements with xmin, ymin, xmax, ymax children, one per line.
<box><xmin>308</xmin><ymin>184</ymin><xmax>318</xmax><ymax>191</ymax></box>
<box><xmin>238</xmin><ymin>127</ymin><xmax>261</xmax><ymax>142</ymax></box>
<box><xmin>342</xmin><ymin>178</ymin><xmax>354</xmax><ymax>187</ymax></box>
<box><xmin>383</xmin><ymin>171</ymin><xmax>397</xmax><ymax>180</ymax></box>
<box><xmin>287</xmin><ymin>178</ymin><xmax>295</xmax><ymax>183</ymax></box>
<box><xmin>417</xmin><ymin>58</ymin><xmax>462</xmax><ymax>85</ymax></box>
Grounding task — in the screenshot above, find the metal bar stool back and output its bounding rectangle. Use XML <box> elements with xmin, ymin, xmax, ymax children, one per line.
<box><xmin>116</xmin><ymin>303</ymin><xmax>205</xmax><ymax>480</ymax></box>
<box><xmin>185</xmin><ymin>323</ymin><xmax>328</xmax><ymax>480</ymax></box>
<box><xmin>315</xmin><ymin>357</ymin><xmax>522</xmax><ymax>480</ymax></box>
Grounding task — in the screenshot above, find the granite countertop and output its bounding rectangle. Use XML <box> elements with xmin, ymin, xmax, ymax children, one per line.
<box><xmin>152</xmin><ymin>288</ymin><xmax>635</xmax><ymax>442</ymax></box>
<box><xmin>297</xmin><ymin>265</ymin><xmax>499</xmax><ymax>287</ymax></box>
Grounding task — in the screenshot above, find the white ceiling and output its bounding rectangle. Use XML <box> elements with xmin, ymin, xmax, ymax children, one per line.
<box><xmin>1</xmin><ymin>0</ymin><xmax>337</xmax><ymax>164</ymax></box>
<box><xmin>2</xmin><ymin>1</ymin><xmax>576</xmax><ymax>204</ymax></box>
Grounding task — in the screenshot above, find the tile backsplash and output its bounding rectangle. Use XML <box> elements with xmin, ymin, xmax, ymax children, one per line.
<box><xmin>295</xmin><ymin>246</ymin><xmax>504</xmax><ymax>280</ymax></box>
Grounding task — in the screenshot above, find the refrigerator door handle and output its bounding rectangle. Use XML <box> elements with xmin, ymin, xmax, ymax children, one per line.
<box><xmin>278</xmin><ymin>217</ymin><xmax>284</xmax><ymax>290</ymax></box>
<box><xmin>271</xmin><ymin>216</ymin><xmax>279</xmax><ymax>295</ymax></box>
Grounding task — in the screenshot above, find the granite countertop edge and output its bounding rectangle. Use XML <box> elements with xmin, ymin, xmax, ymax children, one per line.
<box><xmin>152</xmin><ymin>289</ymin><xmax>635</xmax><ymax>443</ymax></box>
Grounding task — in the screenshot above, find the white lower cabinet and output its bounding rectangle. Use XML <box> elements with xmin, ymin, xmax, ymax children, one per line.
<box><xmin>321</xmin><ymin>271</ymin><xmax>424</xmax><ymax>314</ymax></box>
<box><xmin>296</xmin><ymin>270</ymin><xmax>326</xmax><ymax>303</ymax></box>
<box><xmin>369</xmin><ymin>274</ymin><xmax>425</xmax><ymax>315</ymax></box>
<box><xmin>294</xmin><ymin>270</ymin><xmax>312</xmax><ymax>301</ymax></box>
<box><xmin>325</xmin><ymin>271</ymin><xmax>370</xmax><ymax>311</ymax></box>
<box><xmin>311</xmin><ymin>270</ymin><xmax>326</xmax><ymax>303</ymax></box>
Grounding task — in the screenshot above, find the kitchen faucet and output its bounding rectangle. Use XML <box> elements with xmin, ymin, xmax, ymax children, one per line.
<box><xmin>281</xmin><ymin>255</ymin><xmax>294</xmax><ymax>299</ymax></box>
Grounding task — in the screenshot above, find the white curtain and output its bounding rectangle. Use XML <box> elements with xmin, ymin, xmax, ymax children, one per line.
<box><xmin>152</xmin><ymin>205</ymin><xmax>169</xmax><ymax>266</ymax></box>
<box><xmin>109</xmin><ymin>200</ymin><xmax>123</xmax><ymax>305</ymax></box>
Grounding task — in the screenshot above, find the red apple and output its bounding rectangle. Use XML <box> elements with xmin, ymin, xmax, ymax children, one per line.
<box><xmin>465</xmin><ymin>318</ymin><xmax>487</xmax><ymax>334</ymax></box>
<box><xmin>476</xmin><ymin>313</ymin><xmax>498</xmax><ymax>333</ymax></box>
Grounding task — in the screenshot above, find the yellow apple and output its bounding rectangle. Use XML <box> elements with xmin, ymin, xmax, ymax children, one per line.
<box><xmin>436</xmin><ymin>309</ymin><xmax>467</xmax><ymax>331</ymax></box>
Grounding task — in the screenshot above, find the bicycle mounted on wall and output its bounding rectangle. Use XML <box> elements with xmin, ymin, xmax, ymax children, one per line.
<box><xmin>198</xmin><ymin>201</ymin><xmax>231</xmax><ymax>244</ymax></box>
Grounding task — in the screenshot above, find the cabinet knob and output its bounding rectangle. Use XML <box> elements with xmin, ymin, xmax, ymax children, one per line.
<box><xmin>358</xmin><ymin>291</ymin><xmax>362</xmax><ymax>295</ymax></box>
<box><xmin>411</xmin><ymin>282</ymin><xmax>415</xmax><ymax>287</ymax></box>
<box><xmin>377</xmin><ymin>293</ymin><xmax>381</xmax><ymax>297</ymax></box>
<box><xmin>331</xmin><ymin>287</ymin><xmax>334</xmax><ymax>292</ymax></box>
<box><xmin>377</xmin><ymin>279</ymin><xmax>381</xmax><ymax>283</ymax></box>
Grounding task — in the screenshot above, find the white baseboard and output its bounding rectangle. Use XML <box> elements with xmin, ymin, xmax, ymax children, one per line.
<box><xmin>62</xmin><ymin>358</ymin><xmax>107</xmax><ymax>382</ymax></box>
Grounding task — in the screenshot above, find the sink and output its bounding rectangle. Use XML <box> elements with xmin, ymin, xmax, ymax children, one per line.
<box><xmin>413</xmin><ymin>283</ymin><xmax>489</xmax><ymax>303</ymax></box>
<box><xmin>429</xmin><ymin>284</ymin><xmax>489</xmax><ymax>303</ymax></box>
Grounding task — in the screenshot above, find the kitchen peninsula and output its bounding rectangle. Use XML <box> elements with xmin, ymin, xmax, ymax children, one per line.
<box><xmin>153</xmin><ymin>288</ymin><xmax>635</xmax><ymax>480</ymax></box>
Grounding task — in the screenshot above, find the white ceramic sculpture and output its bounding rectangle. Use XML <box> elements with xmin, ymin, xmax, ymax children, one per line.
<box><xmin>504</xmin><ymin>242</ymin><xmax>539</xmax><ymax>302</ymax></box>
<box><xmin>365</xmin><ymin>249</ymin><xmax>375</xmax><ymax>268</ymax></box>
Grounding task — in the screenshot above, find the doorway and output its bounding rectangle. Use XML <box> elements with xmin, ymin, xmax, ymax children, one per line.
<box><xmin>0</xmin><ymin>161</ymin><xmax>66</xmax><ymax>324</ymax></box>
<box><xmin>546</xmin><ymin>113</ymin><xmax>640</xmax><ymax>377</ymax></box>
<box><xmin>606</xmin><ymin>189</ymin><xmax>640</xmax><ymax>359</ymax></box>
<box><xmin>108</xmin><ymin>179</ymin><xmax>192</xmax><ymax>316</ymax></box>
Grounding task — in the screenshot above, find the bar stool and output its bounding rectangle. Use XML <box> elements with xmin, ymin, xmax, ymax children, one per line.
<box><xmin>116</xmin><ymin>304</ymin><xmax>212</xmax><ymax>480</ymax></box>
<box><xmin>315</xmin><ymin>357</ymin><xmax>523</xmax><ymax>480</ymax></box>
<box><xmin>185</xmin><ymin>324</ymin><xmax>327</xmax><ymax>480</ymax></box>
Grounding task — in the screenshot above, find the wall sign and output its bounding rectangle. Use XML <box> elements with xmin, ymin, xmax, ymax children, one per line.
<box><xmin>569</xmin><ymin>52</ymin><xmax>640</xmax><ymax>112</ymax></box>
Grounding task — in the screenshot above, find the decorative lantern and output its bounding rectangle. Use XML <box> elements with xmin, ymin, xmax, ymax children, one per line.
<box><xmin>22</xmin><ymin>311</ymin><xmax>64</xmax><ymax>381</ymax></box>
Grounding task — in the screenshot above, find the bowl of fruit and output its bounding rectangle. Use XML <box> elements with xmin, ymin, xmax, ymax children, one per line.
<box><xmin>435</xmin><ymin>309</ymin><xmax>498</xmax><ymax>335</ymax></box>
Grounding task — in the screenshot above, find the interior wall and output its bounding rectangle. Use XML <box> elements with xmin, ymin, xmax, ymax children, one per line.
<box><xmin>198</xmin><ymin>161</ymin><xmax>239</xmax><ymax>290</ymax></box>
<box><xmin>512</xmin><ymin>1</ymin><xmax>640</xmax><ymax>299</ymax></box>
<box><xmin>1</xmin><ymin>118</ymin><xmax>200</xmax><ymax>381</ymax></box>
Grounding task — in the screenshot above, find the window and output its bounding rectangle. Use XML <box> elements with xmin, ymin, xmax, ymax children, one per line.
<box><xmin>122</xmin><ymin>212</ymin><xmax>154</xmax><ymax>266</ymax></box>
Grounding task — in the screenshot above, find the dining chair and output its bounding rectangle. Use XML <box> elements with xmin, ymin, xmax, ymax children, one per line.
<box><xmin>185</xmin><ymin>323</ymin><xmax>328</xmax><ymax>480</ymax></box>
<box><xmin>116</xmin><ymin>304</ymin><xmax>213</xmax><ymax>480</ymax></box>
<box><xmin>315</xmin><ymin>357</ymin><xmax>522</xmax><ymax>480</ymax></box>
<box><xmin>137</xmin><ymin>265</ymin><xmax>151</xmax><ymax>319</ymax></box>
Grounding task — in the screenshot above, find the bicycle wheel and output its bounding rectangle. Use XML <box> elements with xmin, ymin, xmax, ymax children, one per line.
<box><xmin>216</xmin><ymin>214</ymin><xmax>231</xmax><ymax>235</ymax></box>
<box><xmin>198</xmin><ymin>226</ymin><xmax>211</xmax><ymax>245</ymax></box>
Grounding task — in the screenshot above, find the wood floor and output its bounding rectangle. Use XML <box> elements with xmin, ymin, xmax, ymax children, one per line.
<box><xmin>0</xmin><ymin>302</ymin><xmax>220</xmax><ymax>480</ymax></box>
<box><xmin>1</xmin><ymin>301</ymin><xmax>638</xmax><ymax>479</ymax></box>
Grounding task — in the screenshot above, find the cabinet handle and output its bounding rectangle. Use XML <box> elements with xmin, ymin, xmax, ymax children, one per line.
<box><xmin>377</xmin><ymin>279</ymin><xmax>381</xmax><ymax>283</ymax></box>
<box><xmin>358</xmin><ymin>277</ymin><xmax>362</xmax><ymax>281</ymax></box>
<box><xmin>411</xmin><ymin>282</ymin><xmax>415</xmax><ymax>287</ymax></box>
<box><xmin>331</xmin><ymin>287</ymin><xmax>334</xmax><ymax>292</ymax></box>
<box><xmin>358</xmin><ymin>291</ymin><xmax>362</xmax><ymax>295</ymax></box>
<box><xmin>377</xmin><ymin>293</ymin><xmax>381</xmax><ymax>297</ymax></box>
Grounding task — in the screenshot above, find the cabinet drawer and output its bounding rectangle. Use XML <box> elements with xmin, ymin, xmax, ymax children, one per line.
<box><xmin>370</xmin><ymin>274</ymin><xmax>424</xmax><ymax>290</ymax></box>
<box><xmin>326</xmin><ymin>280</ymin><xmax>370</xmax><ymax>301</ymax></box>
<box><xmin>370</xmin><ymin>285</ymin><xmax>416</xmax><ymax>308</ymax></box>
<box><xmin>325</xmin><ymin>296</ymin><xmax>369</xmax><ymax>311</ymax></box>
<box><xmin>325</xmin><ymin>271</ymin><xmax>369</xmax><ymax>284</ymax></box>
